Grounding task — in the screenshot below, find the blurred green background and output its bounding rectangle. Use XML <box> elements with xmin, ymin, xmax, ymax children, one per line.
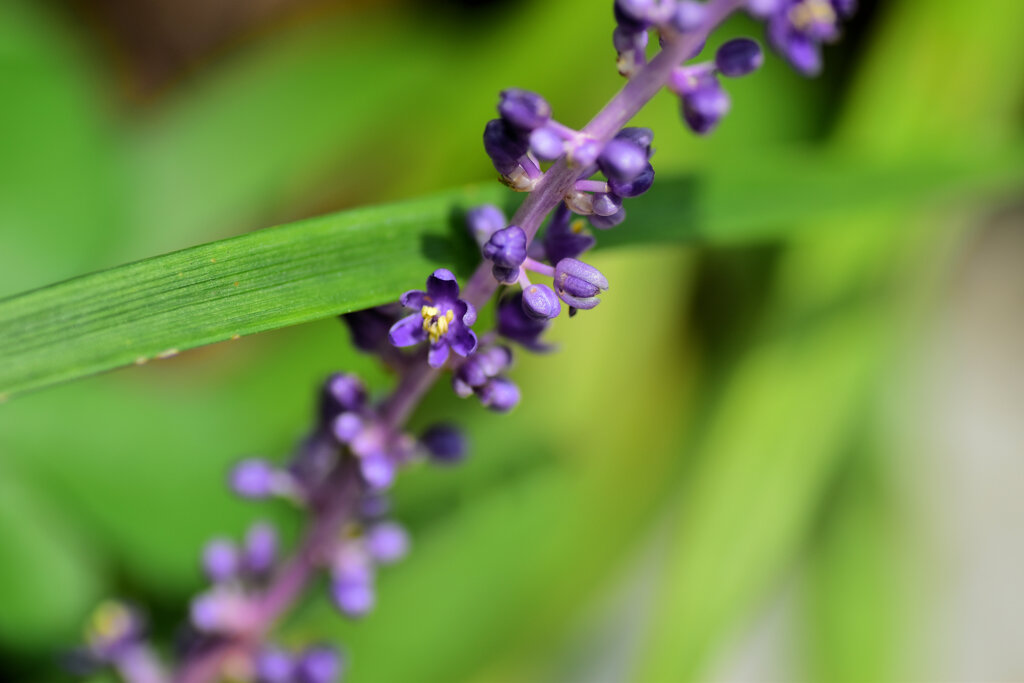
<box><xmin>1</xmin><ymin>0</ymin><xmax>1022</xmax><ymax>681</ymax></box>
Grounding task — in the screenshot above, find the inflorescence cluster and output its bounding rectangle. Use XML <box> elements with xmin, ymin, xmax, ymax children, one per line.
<box><xmin>74</xmin><ymin>1</ymin><xmax>853</xmax><ymax>681</ymax></box>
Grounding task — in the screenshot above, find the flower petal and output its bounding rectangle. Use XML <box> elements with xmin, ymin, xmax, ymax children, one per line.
<box><xmin>449</xmin><ymin>326</ymin><xmax>478</xmax><ymax>358</ymax></box>
<box><xmin>456</xmin><ymin>300</ymin><xmax>477</xmax><ymax>327</ymax></box>
<box><xmin>427</xmin><ymin>342</ymin><xmax>450</xmax><ymax>368</ymax></box>
<box><xmin>400</xmin><ymin>289</ymin><xmax>427</xmax><ymax>309</ymax></box>
<box><xmin>426</xmin><ymin>269</ymin><xmax>460</xmax><ymax>303</ymax></box>
<box><xmin>388</xmin><ymin>314</ymin><xmax>425</xmax><ymax>347</ymax></box>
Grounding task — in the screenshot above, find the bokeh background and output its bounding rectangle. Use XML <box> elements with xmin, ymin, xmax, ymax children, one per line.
<box><xmin>1</xmin><ymin>0</ymin><xmax>1023</xmax><ymax>681</ymax></box>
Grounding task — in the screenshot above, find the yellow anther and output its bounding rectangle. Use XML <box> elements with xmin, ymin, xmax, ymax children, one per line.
<box><xmin>571</xmin><ymin>219</ymin><xmax>585</xmax><ymax>234</ymax></box>
<box><xmin>421</xmin><ymin>308</ymin><xmax>455</xmax><ymax>344</ymax></box>
<box><xmin>86</xmin><ymin>601</ymin><xmax>132</xmax><ymax>644</ymax></box>
<box><xmin>789</xmin><ymin>0</ymin><xmax>835</xmax><ymax>29</ymax></box>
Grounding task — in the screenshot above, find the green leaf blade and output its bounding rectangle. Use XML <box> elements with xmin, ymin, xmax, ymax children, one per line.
<box><xmin>1</xmin><ymin>151</ymin><xmax>1020</xmax><ymax>399</ymax></box>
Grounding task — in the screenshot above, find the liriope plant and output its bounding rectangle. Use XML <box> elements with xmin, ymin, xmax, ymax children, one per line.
<box><xmin>61</xmin><ymin>1</ymin><xmax>859</xmax><ymax>681</ymax></box>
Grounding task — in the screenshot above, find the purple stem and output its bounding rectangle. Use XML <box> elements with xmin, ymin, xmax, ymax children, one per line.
<box><xmin>173</xmin><ymin>4</ymin><xmax>741</xmax><ymax>680</ymax></box>
<box><xmin>523</xmin><ymin>257</ymin><xmax>555</xmax><ymax>278</ymax></box>
<box><xmin>574</xmin><ymin>179</ymin><xmax>610</xmax><ymax>193</ymax></box>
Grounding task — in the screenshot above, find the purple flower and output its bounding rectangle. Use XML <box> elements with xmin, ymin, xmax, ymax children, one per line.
<box><xmin>591</xmin><ymin>193</ymin><xmax>622</xmax><ymax>218</ymax></box>
<box><xmin>202</xmin><ymin>539</ymin><xmax>239</xmax><ymax>583</ymax></box>
<box><xmin>366</xmin><ymin>522</ymin><xmax>410</xmax><ymax>565</ymax></box>
<box><xmin>483</xmin><ymin>118</ymin><xmax>528</xmax><ymax>175</ymax></box>
<box><xmin>608</xmin><ymin>162</ymin><xmax>654</xmax><ymax>197</ymax></box>
<box><xmin>615</xmin><ymin>127</ymin><xmax>654</xmax><ymax>156</ymax></box>
<box><xmin>680</xmin><ymin>75</ymin><xmax>730</xmax><ymax>135</ymax></box>
<box><xmin>483</xmin><ymin>225</ymin><xmax>527</xmax><ymax>283</ymax></box>
<box><xmin>554</xmin><ymin>258</ymin><xmax>609</xmax><ymax>310</ymax></box>
<box><xmin>671</xmin><ymin>1</ymin><xmax>707</xmax><ymax>31</ymax></box>
<box><xmin>229</xmin><ymin>458</ymin><xmax>278</xmax><ymax>499</ymax></box>
<box><xmin>342</xmin><ymin>306</ymin><xmax>402</xmax><ymax>354</ymax></box>
<box><xmin>331</xmin><ymin>580</ymin><xmax>375</xmax><ymax>619</ymax></box>
<box><xmin>389</xmin><ymin>269</ymin><xmax>478</xmax><ymax>368</ymax></box>
<box><xmin>498</xmin><ymin>88</ymin><xmax>551</xmax><ymax>131</ymax></box>
<box><xmin>420</xmin><ymin>423</ymin><xmax>467</xmax><ymax>464</ymax></box>
<box><xmin>243</xmin><ymin>522</ymin><xmax>278</xmax><ymax>576</ymax></box>
<box><xmin>597</xmin><ymin>138</ymin><xmax>649</xmax><ymax>185</ymax></box>
<box><xmin>542</xmin><ymin>203</ymin><xmax>596</xmax><ymax>264</ymax></box>
<box><xmin>331</xmin><ymin>412</ymin><xmax>364</xmax><ymax>443</ymax></box>
<box><xmin>452</xmin><ymin>345</ymin><xmax>513</xmax><ymax>397</ymax></box>
<box><xmin>466</xmin><ymin>204</ymin><xmax>507</xmax><ymax>246</ymax></box>
<box><xmin>614</xmin><ymin>0</ymin><xmax>656</xmax><ymax>30</ymax></box>
<box><xmin>319</xmin><ymin>373</ymin><xmax>366</xmax><ymax>424</ymax></box>
<box><xmin>479</xmin><ymin>377</ymin><xmax>521</xmax><ymax>413</ymax></box>
<box><xmin>256</xmin><ymin>648</ymin><xmax>294</xmax><ymax>683</ymax></box>
<box><xmin>715</xmin><ymin>38</ymin><xmax>764</xmax><ymax>77</ymax></box>
<box><xmin>529</xmin><ymin>126</ymin><xmax>565</xmax><ymax>161</ymax></box>
<box><xmin>590</xmin><ymin>207</ymin><xmax>627</xmax><ymax>229</ymax></box>
<box><xmin>764</xmin><ymin>0</ymin><xmax>851</xmax><ymax>76</ymax></box>
<box><xmin>359</xmin><ymin>451</ymin><xmax>397</xmax><ymax>490</ymax></box>
<box><xmin>497</xmin><ymin>292</ymin><xmax>551</xmax><ymax>351</ymax></box>
<box><xmin>295</xmin><ymin>646</ymin><xmax>342</xmax><ymax>683</ymax></box>
<box><xmin>84</xmin><ymin>602</ymin><xmax>144</xmax><ymax>661</ymax></box>
<box><xmin>189</xmin><ymin>589</ymin><xmax>251</xmax><ymax>634</ymax></box>
<box><xmin>522</xmin><ymin>283</ymin><xmax>561</xmax><ymax>320</ymax></box>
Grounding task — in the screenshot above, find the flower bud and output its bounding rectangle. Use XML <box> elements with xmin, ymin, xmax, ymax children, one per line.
<box><xmin>359</xmin><ymin>452</ymin><xmax>396</xmax><ymax>490</ymax></box>
<box><xmin>320</xmin><ymin>373</ymin><xmax>366</xmax><ymax>422</ymax></box>
<box><xmin>522</xmin><ymin>283</ymin><xmax>561</xmax><ymax>320</ymax></box>
<box><xmin>256</xmin><ymin>648</ymin><xmax>294</xmax><ymax>683</ymax></box>
<box><xmin>592</xmin><ymin>193</ymin><xmax>622</xmax><ymax>217</ymax></box>
<box><xmin>529</xmin><ymin>126</ymin><xmax>565</xmax><ymax>161</ymax></box>
<box><xmin>681</xmin><ymin>80</ymin><xmax>730</xmax><ymax>135</ymax></box>
<box><xmin>229</xmin><ymin>458</ymin><xmax>277</xmax><ymax>499</ymax></box>
<box><xmin>202</xmin><ymin>539</ymin><xmax>239</xmax><ymax>583</ymax></box>
<box><xmin>421</xmin><ymin>423</ymin><xmax>467</xmax><ymax>464</ymax></box>
<box><xmin>243</xmin><ymin>522</ymin><xmax>278</xmax><ymax>575</ymax></box>
<box><xmin>497</xmin><ymin>292</ymin><xmax>550</xmax><ymax>351</ymax></box>
<box><xmin>331</xmin><ymin>579</ymin><xmax>375</xmax><ymax>619</ymax></box>
<box><xmin>715</xmin><ymin>38</ymin><xmax>763</xmax><ymax>77</ymax></box>
<box><xmin>466</xmin><ymin>204</ymin><xmax>507</xmax><ymax>246</ymax></box>
<box><xmin>498</xmin><ymin>89</ymin><xmax>551</xmax><ymax>131</ymax></box>
<box><xmin>598</xmin><ymin>138</ymin><xmax>648</xmax><ymax>184</ymax></box>
<box><xmin>295</xmin><ymin>646</ymin><xmax>342</xmax><ymax>683</ymax></box>
<box><xmin>483</xmin><ymin>226</ymin><xmax>527</xmax><ymax>284</ymax></box>
<box><xmin>365</xmin><ymin>522</ymin><xmax>410</xmax><ymax>565</ymax></box>
<box><xmin>607</xmin><ymin>163</ymin><xmax>654</xmax><ymax>197</ymax></box>
<box><xmin>671</xmin><ymin>1</ymin><xmax>707</xmax><ymax>31</ymax></box>
<box><xmin>331</xmin><ymin>412</ymin><xmax>363</xmax><ymax>444</ymax></box>
<box><xmin>554</xmin><ymin>258</ymin><xmax>609</xmax><ymax>309</ymax></box>
<box><xmin>590</xmin><ymin>207</ymin><xmax>627</xmax><ymax>229</ymax></box>
<box><xmin>479</xmin><ymin>377</ymin><xmax>521</xmax><ymax>413</ymax></box>
<box><xmin>483</xmin><ymin>118</ymin><xmax>528</xmax><ymax>175</ymax></box>
<box><xmin>614</xmin><ymin>126</ymin><xmax>654</xmax><ymax>157</ymax></box>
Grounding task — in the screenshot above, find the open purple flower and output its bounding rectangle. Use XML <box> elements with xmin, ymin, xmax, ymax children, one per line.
<box><xmin>389</xmin><ymin>269</ymin><xmax>478</xmax><ymax>368</ymax></box>
<box><xmin>765</xmin><ymin>0</ymin><xmax>851</xmax><ymax>76</ymax></box>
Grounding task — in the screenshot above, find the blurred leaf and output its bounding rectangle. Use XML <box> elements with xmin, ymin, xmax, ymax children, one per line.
<box><xmin>0</xmin><ymin>0</ymin><xmax>126</xmax><ymax>297</ymax></box>
<box><xmin>0</xmin><ymin>461</ymin><xmax>104</xmax><ymax>649</ymax></box>
<box><xmin>3</xmin><ymin>150</ymin><xmax>1019</xmax><ymax>399</ymax></box>
<box><xmin>805</xmin><ymin>443</ymin><xmax>897</xmax><ymax>683</ymax></box>
<box><xmin>633</xmin><ymin>306</ymin><xmax>884</xmax><ymax>681</ymax></box>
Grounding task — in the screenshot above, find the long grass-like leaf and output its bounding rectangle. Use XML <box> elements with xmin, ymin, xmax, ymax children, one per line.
<box><xmin>0</xmin><ymin>151</ymin><xmax>1019</xmax><ymax>399</ymax></box>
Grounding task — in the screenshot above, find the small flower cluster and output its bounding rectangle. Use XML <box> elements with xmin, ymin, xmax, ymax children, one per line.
<box><xmin>254</xmin><ymin>645</ymin><xmax>342</xmax><ymax>683</ymax></box>
<box><xmin>483</xmin><ymin>90</ymin><xmax>656</xmax><ymax>227</ymax></box>
<box><xmin>70</xmin><ymin>602</ymin><xmax>164</xmax><ymax>682</ymax></box>
<box><xmin>74</xmin><ymin>2</ymin><xmax>855</xmax><ymax>681</ymax></box>
<box><xmin>751</xmin><ymin>0</ymin><xmax>855</xmax><ymax>76</ymax></box>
